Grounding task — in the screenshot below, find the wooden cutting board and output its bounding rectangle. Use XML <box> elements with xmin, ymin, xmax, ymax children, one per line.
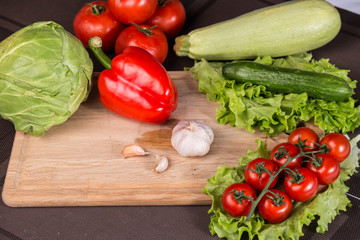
<box><xmin>2</xmin><ymin>71</ymin><xmax>299</xmax><ymax>207</ymax></box>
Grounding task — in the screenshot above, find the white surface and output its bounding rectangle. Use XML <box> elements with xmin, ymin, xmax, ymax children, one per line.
<box><xmin>327</xmin><ymin>0</ymin><xmax>360</xmax><ymax>14</ymax></box>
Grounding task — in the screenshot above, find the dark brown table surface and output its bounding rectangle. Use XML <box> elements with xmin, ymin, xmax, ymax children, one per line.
<box><xmin>1</xmin><ymin>0</ymin><xmax>360</xmax><ymax>239</ymax></box>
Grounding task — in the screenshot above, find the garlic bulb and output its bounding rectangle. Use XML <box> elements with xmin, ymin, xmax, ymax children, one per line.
<box><xmin>171</xmin><ymin>120</ymin><xmax>214</xmax><ymax>157</ymax></box>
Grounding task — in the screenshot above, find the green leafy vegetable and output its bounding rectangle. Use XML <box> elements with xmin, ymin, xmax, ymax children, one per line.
<box><xmin>191</xmin><ymin>53</ymin><xmax>360</xmax><ymax>136</ymax></box>
<box><xmin>0</xmin><ymin>21</ymin><xmax>93</xmax><ymax>136</ymax></box>
<box><xmin>202</xmin><ymin>135</ymin><xmax>360</xmax><ymax>240</ymax></box>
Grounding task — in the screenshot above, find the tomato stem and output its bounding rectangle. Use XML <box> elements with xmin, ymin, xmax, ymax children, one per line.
<box><xmin>320</xmin><ymin>143</ymin><xmax>330</xmax><ymax>153</ymax></box>
<box><xmin>273</xmin><ymin>146</ymin><xmax>290</xmax><ymax>160</ymax></box>
<box><xmin>307</xmin><ymin>153</ymin><xmax>323</xmax><ymax>169</ymax></box>
<box><xmin>284</xmin><ymin>168</ymin><xmax>305</xmax><ymax>184</ymax></box>
<box><xmin>87</xmin><ymin>3</ymin><xmax>105</xmax><ymax>15</ymax></box>
<box><xmin>132</xmin><ymin>22</ymin><xmax>157</xmax><ymax>37</ymax></box>
<box><xmin>88</xmin><ymin>37</ymin><xmax>112</xmax><ymax>69</ymax></box>
<box><xmin>250</xmin><ymin>161</ymin><xmax>275</xmax><ymax>186</ymax></box>
<box><xmin>228</xmin><ymin>189</ymin><xmax>255</xmax><ymax>205</ymax></box>
<box><xmin>266</xmin><ymin>190</ymin><xmax>286</xmax><ymax>207</ymax></box>
<box><xmin>158</xmin><ymin>0</ymin><xmax>173</xmax><ymax>7</ymax></box>
<box><xmin>293</xmin><ymin>132</ymin><xmax>313</xmax><ymax>150</ymax></box>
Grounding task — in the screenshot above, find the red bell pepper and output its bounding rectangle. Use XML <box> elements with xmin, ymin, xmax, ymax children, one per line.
<box><xmin>89</xmin><ymin>37</ymin><xmax>177</xmax><ymax>123</ymax></box>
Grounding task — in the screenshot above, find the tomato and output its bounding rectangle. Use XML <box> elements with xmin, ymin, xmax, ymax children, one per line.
<box><xmin>108</xmin><ymin>0</ymin><xmax>157</xmax><ymax>25</ymax></box>
<box><xmin>283</xmin><ymin>167</ymin><xmax>319</xmax><ymax>202</ymax></box>
<box><xmin>288</xmin><ymin>127</ymin><xmax>319</xmax><ymax>152</ymax></box>
<box><xmin>115</xmin><ymin>24</ymin><xmax>168</xmax><ymax>63</ymax></box>
<box><xmin>73</xmin><ymin>1</ymin><xmax>124</xmax><ymax>52</ymax></box>
<box><xmin>244</xmin><ymin>158</ymin><xmax>279</xmax><ymax>191</ymax></box>
<box><xmin>320</xmin><ymin>133</ymin><xmax>351</xmax><ymax>162</ymax></box>
<box><xmin>270</xmin><ymin>143</ymin><xmax>303</xmax><ymax>169</ymax></box>
<box><xmin>221</xmin><ymin>183</ymin><xmax>257</xmax><ymax>217</ymax></box>
<box><xmin>257</xmin><ymin>189</ymin><xmax>293</xmax><ymax>223</ymax></box>
<box><xmin>307</xmin><ymin>153</ymin><xmax>340</xmax><ymax>185</ymax></box>
<box><xmin>145</xmin><ymin>0</ymin><xmax>186</xmax><ymax>38</ymax></box>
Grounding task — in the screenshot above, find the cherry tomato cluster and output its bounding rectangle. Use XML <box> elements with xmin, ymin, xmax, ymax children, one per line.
<box><xmin>73</xmin><ymin>0</ymin><xmax>186</xmax><ymax>63</ymax></box>
<box><xmin>221</xmin><ymin>127</ymin><xmax>351</xmax><ymax>224</ymax></box>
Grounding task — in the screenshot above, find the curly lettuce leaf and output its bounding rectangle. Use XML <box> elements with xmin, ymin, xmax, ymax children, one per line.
<box><xmin>202</xmin><ymin>135</ymin><xmax>360</xmax><ymax>240</ymax></box>
<box><xmin>191</xmin><ymin>53</ymin><xmax>360</xmax><ymax>136</ymax></box>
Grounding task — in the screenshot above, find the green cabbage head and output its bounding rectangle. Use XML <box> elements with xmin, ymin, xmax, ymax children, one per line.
<box><xmin>0</xmin><ymin>21</ymin><xmax>93</xmax><ymax>136</ymax></box>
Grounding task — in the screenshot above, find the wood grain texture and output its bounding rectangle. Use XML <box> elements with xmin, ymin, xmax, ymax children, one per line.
<box><xmin>2</xmin><ymin>71</ymin><xmax>298</xmax><ymax>207</ymax></box>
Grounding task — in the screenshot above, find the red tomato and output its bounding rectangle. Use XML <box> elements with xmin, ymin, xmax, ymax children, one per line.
<box><xmin>108</xmin><ymin>0</ymin><xmax>157</xmax><ymax>25</ymax></box>
<box><xmin>257</xmin><ymin>189</ymin><xmax>293</xmax><ymax>223</ymax></box>
<box><xmin>320</xmin><ymin>133</ymin><xmax>351</xmax><ymax>162</ymax></box>
<box><xmin>307</xmin><ymin>153</ymin><xmax>340</xmax><ymax>185</ymax></box>
<box><xmin>244</xmin><ymin>158</ymin><xmax>279</xmax><ymax>191</ymax></box>
<box><xmin>284</xmin><ymin>167</ymin><xmax>319</xmax><ymax>202</ymax></box>
<box><xmin>270</xmin><ymin>143</ymin><xmax>303</xmax><ymax>169</ymax></box>
<box><xmin>288</xmin><ymin>127</ymin><xmax>319</xmax><ymax>152</ymax></box>
<box><xmin>115</xmin><ymin>24</ymin><xmax>168</xmax><ymax>63</ymax></box>
<box><xmin>73</xmin><ymin>1</ymin><xmax>124</xmax><ymax>52</ymax></box>
<box><xmin>145</xmin><ymin>0</ymin><xmax>186</xmax><ymax>38</ymax></box>
<box><xmin>221</xmin><ymin>183</ymin><xmax>257</xmax><ymax>217</ymax></box>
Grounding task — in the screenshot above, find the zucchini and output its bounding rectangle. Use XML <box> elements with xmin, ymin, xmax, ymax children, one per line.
<box><xmin>174</xmin><ymin>0</ymin><xmax>341</xmax><ymax>60</ymax></box>
<box><xmin>222</xmin><ymin>61</ymin><xmax>354</xmax><ymax>101</ymax></box>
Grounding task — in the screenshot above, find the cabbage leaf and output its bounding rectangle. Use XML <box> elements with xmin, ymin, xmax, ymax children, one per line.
<box><xmin>0</xmin><ymin>21</ymin><xmax>93</xmax><ymax>136</ymax></box>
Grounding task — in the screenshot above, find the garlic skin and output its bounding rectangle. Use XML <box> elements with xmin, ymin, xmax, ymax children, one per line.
<box><xmin>171</xmin><ymin>120</ymin><xmax>214</xmax><ymax>157</ymax></box>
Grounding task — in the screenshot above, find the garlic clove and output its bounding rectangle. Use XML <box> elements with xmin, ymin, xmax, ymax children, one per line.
<box><xmin>154</xmin><ymin>155</ymin><xmax>169</xmax><ymax>173</ymax></box>
<box><xmin>171</xmin><ymin>120</ymin><xmax>214</xmax><ymax>157</ymax></box>
<box><xmin>121</xmin><ymin>144</ymin><xmax>149</xmax><ymax>158</ymax></box>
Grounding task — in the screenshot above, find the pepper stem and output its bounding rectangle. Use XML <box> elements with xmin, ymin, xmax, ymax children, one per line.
<box><xmin>88</xmin><ymin>37</ymin><xmax>112</xmax><ymax>70</ymax></box>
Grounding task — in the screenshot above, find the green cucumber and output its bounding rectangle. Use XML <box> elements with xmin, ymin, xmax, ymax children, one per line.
<box><xmin>222</xmin><ymin>61</ymin><xmax>354</xmax><ymax>101</ymax></box>
<box><xmin>174</xmin><ymin>0</ymin><xmax>341</xmax><ymax>60</ymax></box>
